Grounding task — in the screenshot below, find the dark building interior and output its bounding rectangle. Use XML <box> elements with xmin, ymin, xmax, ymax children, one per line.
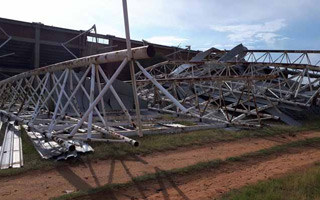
<box><xmin>0</xmin><ymin>17</ymin><xmax>198</xmax><ymax>80</ymax></box>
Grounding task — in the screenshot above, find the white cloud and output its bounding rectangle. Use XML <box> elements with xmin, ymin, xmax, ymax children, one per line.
<box><xmin>0</xmin><ymin>0</ymin><xmax>319</xmax><ymax>49</ymax></box>
<box><xmin>255</xmin><ymin>33</ymin><xmax>280</xmax><ymax>44</ymax></box>
<box><xmin>3</xmin><ymin>0</ymin><xmax>318</xmax><ymax>34</ymax></box>
<box><xmin>212</xmin><ymin>44</ymin><xmax>237</xmax><ymax>49</ymax></box>
<box><xmin>146</xmin><ymin>36</ymin><xmax>188</xmax><ymax>46</ymax></box>
<box><xmin>211</xmin><ymin>19</ymin><xmax>287</xmax><ymax>44</ymax></box>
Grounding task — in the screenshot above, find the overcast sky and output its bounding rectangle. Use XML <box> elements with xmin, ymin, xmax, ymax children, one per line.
<box><xmin>2</xmin><ymin>0</ymin><xmax>320</xmax><ymax>50</ymax></box>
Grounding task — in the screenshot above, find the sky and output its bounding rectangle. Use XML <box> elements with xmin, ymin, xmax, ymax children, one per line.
<box><xmin>1</xmin><ymin>0</ymin><xmax>320</xmax><ymax>51</ymax></box>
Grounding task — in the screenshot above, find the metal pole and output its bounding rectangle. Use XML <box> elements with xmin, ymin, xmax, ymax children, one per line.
<box><xmin>87</xmin><ymin>64</ymin><xmax>96</xmax><ymax>140</ymax></box>
<box><xmin>122</xmin><ymin>0</ymin><xmax>143</xmax><ymax>137</ymax></box>
<box><xmin>0</xmin><ymin>46</ymin><xmax>154</xmax><ymax>86</ymax></box>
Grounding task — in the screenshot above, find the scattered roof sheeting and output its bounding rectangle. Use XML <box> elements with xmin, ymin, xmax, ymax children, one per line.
<box><xmin>0</xmin><ymin>122</ymin><xmax>23</xmax><ymax>169</ymax></box>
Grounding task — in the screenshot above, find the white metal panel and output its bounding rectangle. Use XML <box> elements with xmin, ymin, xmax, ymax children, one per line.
<box><xmin>0</xmin><ymin>121</ymin><xmax>23</xmax><ymax>169</ymax></box>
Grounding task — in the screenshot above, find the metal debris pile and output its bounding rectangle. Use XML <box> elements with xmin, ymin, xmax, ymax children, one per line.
<box><xmin>0</xmin><ymin>0</ymin><xmax>318</xmax><ymax>169</ymax></box>
<box><xmin>0</xmin><ymin>41</ymin><xmax>320</xmax><ymax>167</ymax></box>
<box><xmin>136</xmin><ymin>44</ymin><xmax>320</xmax><ymax>127</ymax></box>
<box><xmin>0</xmin><ymin>116</ymin><xmax>23</xmax><ymax>169</ymax></box>
<box><xmin>0</xmin><ymin>46</ymin><xmax>155</xmax><ymax>165</ymax></box>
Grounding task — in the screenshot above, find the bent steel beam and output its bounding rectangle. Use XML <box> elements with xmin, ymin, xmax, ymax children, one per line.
<box><xmin>0</xmin><ymin>45</ymin><xmax>155</xmax><ymax>85</ymax></box>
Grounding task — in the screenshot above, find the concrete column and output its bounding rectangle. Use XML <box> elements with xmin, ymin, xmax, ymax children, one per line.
<box><xmin>34</xmin><ymin>23</ymin><xmax>40</xmax><ymax>68</ymax></box>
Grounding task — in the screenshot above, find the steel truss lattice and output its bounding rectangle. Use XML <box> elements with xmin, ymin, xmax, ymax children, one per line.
<box><xmin>135</xmin><ymin>45</ymin><xmax>320</xmax><ymax>127</ymax></box>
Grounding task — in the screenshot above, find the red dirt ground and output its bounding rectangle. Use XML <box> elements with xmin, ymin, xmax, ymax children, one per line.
<box><xmin>83</xmin><ymin>148</ymin><xmax>320</xmax><ymax>200</ymax></box>
<box><xmin>0</xmin><ymin>131</ymin><xmax>319</xmax><ymax>200</ymax></box>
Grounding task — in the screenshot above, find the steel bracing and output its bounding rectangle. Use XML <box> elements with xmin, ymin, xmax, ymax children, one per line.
<box><xmin>135</xmin><ymin>45</ymin><xmax>320</xmax><ymax>127</ymax></box>
<box><xmin>0</xmin><ymin>45</ymin><xmax>157</xmax><ymax>153</ymax></box>
<box><xmin>0</xmin><ymin>0</ymin><xmax>319</xmax><ymax>162</ymax></box>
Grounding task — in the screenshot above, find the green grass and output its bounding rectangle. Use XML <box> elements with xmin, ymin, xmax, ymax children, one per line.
<box><xmin>175</xmin><ymin>120</ymin><xmax>197</xmax><ymax>126</ymax></box>
<box><xmin>221</xmin><ymin>163</ymin><xmax>320</xmax><ymax>200</ymax></box>
<box><xmin>52</xmin><ymin>137</ymin><xmax>320</xmax><ymax>200</ymax></box>
<box><xmin>1</xmin><ymin>118</ymin><xmax>320</xmax><ymax>177</ymax></box>
<box><xmin>226</xmin><ymin>137</ymin><xmax>320</xmax><ymax>162</ymax></box>
<box><xmin>88</xmin><ymin>119</ymin><xmax>320</xmax><ymax>161</ymax></box>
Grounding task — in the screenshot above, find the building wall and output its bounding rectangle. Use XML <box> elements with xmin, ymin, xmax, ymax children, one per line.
<box><xmin>0</xmin><ymin>17</ymin><xmax>199</xmax><ymax>80</ymax></box>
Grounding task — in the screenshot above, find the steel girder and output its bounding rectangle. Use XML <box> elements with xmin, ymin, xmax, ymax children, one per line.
<box><xmin>0</xmin><ymin>46</ymin><xmax>155</xmax><ymax>152</ymax></box>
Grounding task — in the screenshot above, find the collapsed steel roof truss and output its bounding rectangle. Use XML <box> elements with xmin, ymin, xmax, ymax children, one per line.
<box><xmin>135</xmin><ymin>47</ymin><xmax>320</xmax><ymax>127</ymax></box>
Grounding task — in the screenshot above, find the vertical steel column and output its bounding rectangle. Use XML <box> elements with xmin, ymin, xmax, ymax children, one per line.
<box><xmin>87</xmin><ymin>64</ymin><xmax>96</xmax><ymax>140</ymax></box>
<box><xmin>95</xmin><ymin>65</ymin><xmax>108</xmax><ymax>127</ymax></box>
<box><xmin>34</xmin><ymin>23</ymin><xmax>40</xmax><ymax>69</ymax></box>
<box><xmin>122</xmin><ymin>0</ymin><xmax>143</xmax><ymax>137</ymax></box>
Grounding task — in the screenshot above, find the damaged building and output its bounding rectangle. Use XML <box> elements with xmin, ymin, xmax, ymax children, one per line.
<box><xmin>0</xmin><ymin>14</ymin><xmax>320</xmax><ymax>168</ymax></box>
<box><xmin>0</xmin><ymin>17</ymin><xmax>197</xmax><ymax>79</ymax></box>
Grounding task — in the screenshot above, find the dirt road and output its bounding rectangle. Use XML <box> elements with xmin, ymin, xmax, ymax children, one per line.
<box><xmin>98</xmin><ymin>147</ymin><xmax>320</xmax><ymax>200</ymax></box>
<box><xmin>0</xmin><ymin>131</ymin><xmax>319</xmax><ymax>200</ymax></box>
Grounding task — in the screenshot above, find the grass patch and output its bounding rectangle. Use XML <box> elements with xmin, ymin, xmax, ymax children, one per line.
<box><xmin>175</xmin><ymin>120</ymin><xmax>197</xmax><ymax>126</ymax></box>
<box><xmin>227</xmin><ymin>137</ymin><xmax>320</xmax><ymax>162</ymax></box>
<box><xmin>159</xmin><ymin>114</ymin><xmax>176</xmax><ymax>121</ymax></box>
<box><xmin>52</xmin><ymin>137</ymin><xmax>320</xmax><ymax>200</ymax></box>
<box><xmin>88</xmin><ymin>119</ymin><xmax>320</xmax><ymax>161</ymax></box>
<box><xmin>221</xmin><ymin>163</ymin><xmax>320</xmax><ymax>200</ymax></box>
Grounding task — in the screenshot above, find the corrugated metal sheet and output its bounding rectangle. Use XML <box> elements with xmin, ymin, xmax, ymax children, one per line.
<box><xmin>26</xmin><ymin>130</ymin><xmax>93</xmax><ymax>160</ymax></box>
<box><xmin>0</xmin><ymin>122</ymin><xmax>23</xmax><ymax>169</ymax></box>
